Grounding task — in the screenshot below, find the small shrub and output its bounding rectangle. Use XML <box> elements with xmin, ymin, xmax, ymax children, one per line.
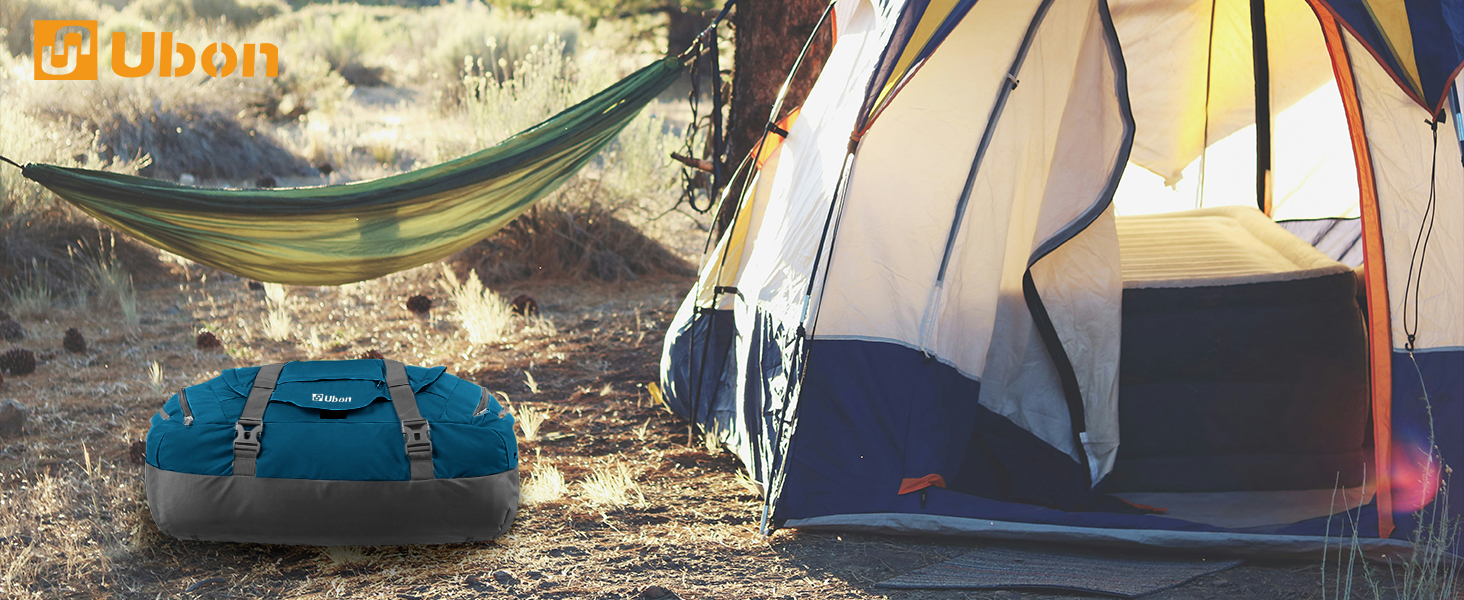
<box><xmin>453</xmin><ymin>201</ymin><xmax>693</xmax><ymax>284</ymax></box>
<box><xmin>125</xmin><ymin>0</ymin><xmax>288</xmax><ymax>31</ymax></box>
<box><xmin>29</xmin><ymin>75</ymin><xmax>314</xmax><ymax>181</ymax></box>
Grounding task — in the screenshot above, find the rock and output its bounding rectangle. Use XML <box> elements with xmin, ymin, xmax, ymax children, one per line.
<box><xmin>491</xmin><ymin>569</ymin><xmax>517</xmax><ymax>585</ymax></box>
<box><xmin>179</xmin><ymin>173</ymin><xmax>197</xmax><ymax>186</ymax></box>
<box><xmin>464</xmin><ymin>575</ymin><xmax>492</xmax><ymax>592</ymax></box>
<box><xmin>247</xmin><ymin>280</ymin><xmax>265</xmax><ymax>291</ymax></box>
<box><xmin>0</xmin><ymin>399</ymin><xmax>26</xmax><ymax>437</ymax></box>
<box><xmin>641</xmin><ymin>585</ymin><xmax>674</xmax><ymax>599</ymax></box>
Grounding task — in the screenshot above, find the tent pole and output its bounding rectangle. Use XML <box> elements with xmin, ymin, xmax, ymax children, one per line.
<box><xmin>1251</xmin><ymin>0</ymin><xmax>1272</xmax><ymax>215</ymax></box>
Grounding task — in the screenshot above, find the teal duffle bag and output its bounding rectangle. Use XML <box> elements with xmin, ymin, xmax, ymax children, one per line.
<box><xmin>144</xmin><ymin>359</ymin><xmax>519</xmax><ymax>545</ymax></box>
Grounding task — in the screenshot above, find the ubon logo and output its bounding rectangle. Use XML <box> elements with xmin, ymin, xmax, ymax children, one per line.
<box><xmin>33</xmin><ymin>20</ymin><xmax>98</xmax><ymax>80</ymax></box>
<box><xmin>33</xmin><ymin>20</ymin><xmax>277</xmax><ymax>80</ymax></box>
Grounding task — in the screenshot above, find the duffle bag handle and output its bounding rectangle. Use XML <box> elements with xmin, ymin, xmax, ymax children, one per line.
<box><xmin>230</xmin><ymin>360</ymin><xmax>436</xmax><ymax>481</ymax></box>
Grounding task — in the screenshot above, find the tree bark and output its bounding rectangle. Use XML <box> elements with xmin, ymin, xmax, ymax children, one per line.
<box><xmin>718</xmin><ymin>0</ymin><xmax>832</xmax><ymax>229</ymax></box>
<box><xmin>727</xmin><ymin>0</ymin><xmax>832</xmax><ymax>163</ymax></box>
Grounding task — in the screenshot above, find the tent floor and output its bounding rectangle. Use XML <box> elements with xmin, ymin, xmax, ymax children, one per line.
<box><xmin>1113</xmin><ymin>484</ymin><xmax>1374</xmax><ymax>530</ymax></box>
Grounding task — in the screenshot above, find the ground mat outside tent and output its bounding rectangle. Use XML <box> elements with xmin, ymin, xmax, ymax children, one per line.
<box><xmin>875</xmin><ymin>545</ymin><xmax>1242</xmax><ymax>597</ymax></box>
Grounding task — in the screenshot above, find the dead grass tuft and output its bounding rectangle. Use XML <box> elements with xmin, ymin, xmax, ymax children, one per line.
<box><xmin>521</xmin><ymin>464</ymin><xmax>567</xmax><ymax>506</ymax></box>
<box><xmin>515</xmin><ymin>405</ymin><xmax>549</xmax><ymax>442</ymax></box>
<box><xmin>261</xmin><ymin>283</ymin><xmax>293</xmax><ymax>342</ymax></box>
<box><xmin>580</xmin><ymin>461</ymin><xmax>644</xmax><ymax>509</ymax></box>
<box><xmin>440</xmin><ymin>266</ymin><xmax>514</xmax><ymax>345</ymax></box>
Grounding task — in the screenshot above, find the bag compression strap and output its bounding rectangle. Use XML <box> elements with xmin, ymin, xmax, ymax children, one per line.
<box><xmin>232</xmin><ymin>362</ymin><xmax>285</xmax><ymax>477</ymax></box>
<box><xmin>383</xmin><ymin>359</ymin><xmax>435</xmax><ymax>481</ymax></box>
<box><xmin>230</xmin><ymin>360</ymin><xmax>436</xmax><ymax>480</ymax></box>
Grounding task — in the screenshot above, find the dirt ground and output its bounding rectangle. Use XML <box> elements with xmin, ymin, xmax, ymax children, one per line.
<box><xmin>0</xmin><ymin>268</ymin><xmax>1408</xmax><ymax>599</ymax></box>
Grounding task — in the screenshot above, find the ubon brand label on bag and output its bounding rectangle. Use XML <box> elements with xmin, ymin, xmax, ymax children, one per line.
<box><xmin>272</xmin><ymin>380</ymin><xmax>384</xmax><ymax>410</ymax></box>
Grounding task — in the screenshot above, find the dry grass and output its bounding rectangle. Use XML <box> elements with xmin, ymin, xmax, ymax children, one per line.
<box><xmin>580</xmin><ymin>461</ymin><xmax>644</xmax><ymax>509</ymax></box>
<box><xmin>147</xmin><ymin>360</ymin><xmax>166</xmax><ymax>396</ymax></box>
<box><xmin>321</xmin><ymin>545</ymin><xmax>371</xmax><ymax>569</ymax></box>
<box><xmin>524</xmin><ymin>369</ymin><xmax>540</xmax><ymax>394</ymax></box>
<box><xmin>521</xmin><ymin>463</ymin><xmax>567</xmax><ymax>506</ymax></box>
<box><xmin>440</xmin><ymin>266</ymin><xmax>514</xmax><ymax>345</ymax></box>
<box><xmin>260</xmin><ymin>282</ymin><xmax>293</xmax><ymax>342</ymax></box>
<box><xmin>515</xmin><ymin>405</ymin><xmax>549</xmax><ymax>442</ymax></box>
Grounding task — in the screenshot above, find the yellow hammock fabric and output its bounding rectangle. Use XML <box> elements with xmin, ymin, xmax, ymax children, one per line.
<box><xmin>17</xmin><ymin>58</ymin><xmax>682</xmax><ymax>285</ymax></box>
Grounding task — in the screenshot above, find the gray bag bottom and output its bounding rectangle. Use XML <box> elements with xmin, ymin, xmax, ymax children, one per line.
<box><xmin>146</xmin><ymin>465</ymin><xmax>519</xmax><ymax>545</ymax></box>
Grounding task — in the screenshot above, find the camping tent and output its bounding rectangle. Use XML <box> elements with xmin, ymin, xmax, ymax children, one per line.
<box><xmin>659</xmin><ymin>0</ymin><xmax>1462</xmax><ymax>556</ymax></box>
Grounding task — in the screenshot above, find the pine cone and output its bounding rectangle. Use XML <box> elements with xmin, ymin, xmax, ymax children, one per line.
<box><xmin>511</xmin><ymin>294</ymin><xmax>539</xmax><ymax>316</ymax></box>
<box><xmin>63</xmin><ymin>328</ymin><xmax>86</xmax><ymax>353</ymax></box>
<box><xmin>361</xmin><ymin>349</ymin><xmax>384</xmax><ymax>360</ymax></box>
<box><xmin>406</xmin><ymin>295</ymin><xmax>433</xmax><ymax>315</ymax></box>
<box><xmin>196</xmin><ymin>331</ymin><xmax>222</xmax><ymax>349</ymax></box>
<box><xmin>247</xmin><ymin>280</ymin><xmax>265</xmax><ymax>291</ymax></box>
<box><xmin>0</xmin><ymin>349</ymin><xmax>36</xmax><ymax>376</ymax></box>
<box><xmin>0</xmin><ymin>320</ymin><xmax>24</xmax><ymax>342</ymax></box>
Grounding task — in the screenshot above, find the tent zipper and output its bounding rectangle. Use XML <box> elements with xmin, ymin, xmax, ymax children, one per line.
<box><xmin>919</xmin><ymin>0</ymin><xmax>1056</xmax><ymax>352</ymax></box>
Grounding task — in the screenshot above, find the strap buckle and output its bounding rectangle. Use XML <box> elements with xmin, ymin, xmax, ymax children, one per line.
<box><xmin>402</xmin><ymin>421</ymin><xmax>432</xmax><ymax>457</ymax></box>
<box><xmin>233</xmin><ymin>421</ymin><xmax>263</xmax><ymax>456</ymax></box>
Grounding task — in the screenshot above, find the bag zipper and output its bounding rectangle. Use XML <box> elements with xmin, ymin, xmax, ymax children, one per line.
<box><xmin>474</xmin><ymin>389</ymin><xmax>506</xmax><ymax>418</ymax></box>
<box><xmin>177</xmin><ymin>388</ymin><xmax>195</xmax><ymax>425</ymax></box>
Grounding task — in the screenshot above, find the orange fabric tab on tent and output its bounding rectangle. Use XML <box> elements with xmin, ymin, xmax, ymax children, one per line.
<box><xmin>1311</xmin><ymin>0</ymin><xmax>1395</xmax><ymax>538</ymax></box>
<box><xmin>756</xmin><ymin>108</ymin><xmax>801</xmax><ymax>169</ymax></box>
<box><xmin>898</xmin><ymin>474</ymin><xmax>947</xmax><ymax>495</ymax></box>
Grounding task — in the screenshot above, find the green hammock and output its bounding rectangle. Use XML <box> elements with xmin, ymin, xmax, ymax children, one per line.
<box><xmin>15</xmin><ymin>58</ymin><xmax>683</xmax><ymax>286</ymax></box>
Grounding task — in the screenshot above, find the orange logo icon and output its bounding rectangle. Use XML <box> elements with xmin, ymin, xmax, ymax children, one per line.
<box><xmin>34</xmin><ymin>20</ymin><xmax>98</xmax><ymax>80</ymax></box>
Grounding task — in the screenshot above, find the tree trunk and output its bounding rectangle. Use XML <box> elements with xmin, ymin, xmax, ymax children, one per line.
<box><xmin>718</xmin><ymin>0</ymin><xmax>832</xmax><ymax>229</ymax></box>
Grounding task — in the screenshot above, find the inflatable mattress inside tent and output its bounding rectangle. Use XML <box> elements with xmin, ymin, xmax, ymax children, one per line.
<box><xmin>660</xmin><ymin>0</ymin><xmax>1463</xmax><ymax>557</ymax></box>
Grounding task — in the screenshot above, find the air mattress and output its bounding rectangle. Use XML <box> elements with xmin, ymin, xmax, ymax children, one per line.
<box><xmin>1107</xmin><ymin>207</ymin><xmax>1370</xmax><ymax>493</ymax></box>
